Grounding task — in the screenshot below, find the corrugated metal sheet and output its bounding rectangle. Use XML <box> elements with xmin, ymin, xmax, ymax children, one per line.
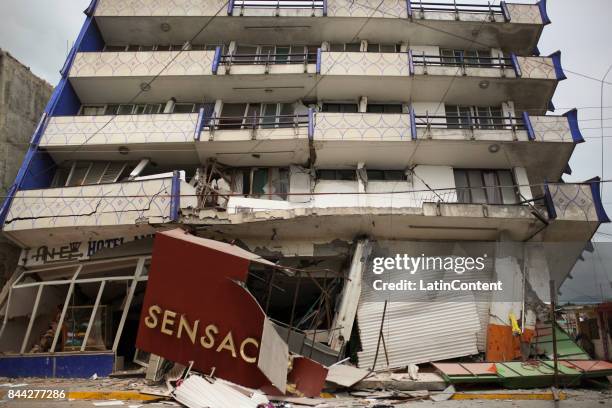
<box><xmin>173</xmin><ymin>374</ymin><xmax>268</xmax><ymax>408</ymax></box>
<box><xmin>356</xmin><ymin>242</ymin><xmax>499</xmax><ymax>368</ymax></box>
<box><xmin>356</xmin><ymin>295</ymin><xmax>481</xmax><ymax>370</ymax></box>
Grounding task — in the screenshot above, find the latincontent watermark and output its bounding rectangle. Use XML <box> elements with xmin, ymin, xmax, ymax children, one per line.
<box><xmin>371</xmin><ymin>254</ymin><xmax>503</xmax><ymax>293</ymax></box>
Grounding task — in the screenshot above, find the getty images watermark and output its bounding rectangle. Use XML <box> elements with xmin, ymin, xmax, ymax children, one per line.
<box><xmin>371</xmin><ymin>253</ymin><xmax>503</xmax><ymax>292</ymax></box>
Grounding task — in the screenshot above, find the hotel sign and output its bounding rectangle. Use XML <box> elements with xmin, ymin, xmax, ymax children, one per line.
<box><xmin>136</xmin><ymin>229</ymin><xmax>287</xmax><ymax>392</ymax></box>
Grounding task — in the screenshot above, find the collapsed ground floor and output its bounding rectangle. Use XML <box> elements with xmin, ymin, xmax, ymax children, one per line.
<box><xmin>0</xmin><ymin>228</ymin><xmax>611</xmax><ymax>396</ymax></box>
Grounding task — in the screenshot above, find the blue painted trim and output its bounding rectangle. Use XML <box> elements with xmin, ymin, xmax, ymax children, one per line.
<box><xmin>409</xmin><ymin>106</ymin><xmax>417</xmax><ymax>140</ymax></box>
<box><xmin>48</xmin><ymin>78</ymin><xmax>82</xmax><ymax>116</ymax></box>
<box><xmin>227</xmin><ymin>0</ymin><xmax>235</xmax><ymax>15</ymax></box>
<box><xmin>60</xmin><ymin>17</ymin><xmax>103</xmax><ymax>78</ymax></box>
<box><xmin>522</xmin><ymin>111</ymin><xmax>535</xmax><ymax>141</ymax></box>
<box><xmin>406</xmin><ymin>0</ymin><xmax>413</xmax><ymax>18</ymax></box>
<box><xmin>548</xmin><ymin>100</ymin><xmax>556</xmax><ymax>112</ymax></box>
<box><xmin>84</xmin><ymin>0</ymin><xmax>99</xmax><ymax>16</ymax></box>
<box><xmin>170</xmin><ymin>171</ymin><xmax>180</xmax><ymax>222</ymax></box>
<box><xmin>408</xmin><ymin>49</ymin><xmax>414</xmax><ymax>76</ymax></box>
<box><xmin>538</xmin><ymin>0</ymin><xmax>551</xmax><ymax>25</ymax></box>
<box><xmin>0</xmin><ymin>353</ymin><xmax>114</xmax><ymax>378</ymax></box>
<box><xmin>533</xmin><ymin>46</ymin><xmax>541</xmax><ymax>56</ymax></box>
<box><xmin>500</xmin><ymin>1</ymin><xmax>511</xmax><ymax>22</ymax></box>
<box><xmin>212</xmin><ymin>46</ymin><xmax>222</xmax><ymax>74</ymax></box>
<box><xmin>316</xmin><ymin>48</ymin><xmax>322</xmax><ymax>74</ymax></box>
<box><xmin>510</xmin><ymin>53</ymin><xmax>522</xmax><ymax>78</ymax></box>
<box><xmin>548</xmin><ymin>50</ymin><xmax>567</xmax><ymax>81</ymax></box>
<box><xmin>563</xmin><ymin>164</ymin><xmax>572</xmax><ymax>175</ymax></box>
<box><xmin>588</xmin><ymin>178</ymin><xmax>611</xmax><ymax>223</ymax></box>
<box><xmin>543</xmin><ymin>183</ymin><xmax>557</xmax><ymax>220</ymax></box>
<box><xmin>562</xmin><ymin>108</ymin><xmax>585</xmax><ymax>144</ymax></box>
<box><xmin>194</xmin><ymin>107</ymin><xmax>205</xmax><ymax>141</ymax></box>
<box><xmin>323</xmin><ymin>0</ymin><xmax>328</xmax><ymax>16</ymax></box>
<box><xmin>0</xmin><ymin>113</ymin><xmax>51</xmax><ymax>225</ymax></box>
<box><xmin>308</xmin><ymin>108</ymin><xmax>315</xmax><ymax>141</ymax></box>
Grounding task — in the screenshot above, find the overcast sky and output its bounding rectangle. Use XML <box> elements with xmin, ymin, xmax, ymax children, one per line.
<box><xmin>0</xmin><ymin>0</ymin><xmax>611</xmax><ymax>300</ymax></box>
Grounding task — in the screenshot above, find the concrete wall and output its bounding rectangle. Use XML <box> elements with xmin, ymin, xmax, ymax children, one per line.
<box><xmin>0</xmin><ymin>50</ymin><xmax>53</xmax><ymax>286</ymax></box>
<box><xmin>0</xmin><ymin>50</ymin><xmax>52</xmax><ymax>197</ymax></box>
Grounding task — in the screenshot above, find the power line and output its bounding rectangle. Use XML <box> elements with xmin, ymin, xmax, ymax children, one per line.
<box><xmin>7</xmin><ymin>178</ymin><xmax>612</xmax><ymax>200</ymax></box>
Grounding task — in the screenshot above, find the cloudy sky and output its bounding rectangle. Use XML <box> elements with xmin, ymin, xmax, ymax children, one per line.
<box><xmin>0</xmin><ymin>0</ymin><xmax>611</xmax><ymax>301</ymax></box>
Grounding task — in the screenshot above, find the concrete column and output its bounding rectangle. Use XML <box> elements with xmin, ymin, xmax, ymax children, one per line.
<box><xmin>228</xmin><ymin>41</ymin><xmax>237</xmax><ymax>54</ymax></box>
<box><xmin>321</xmin><ymin>41</ymin><xmax>330</xmax><ymax>51</ymax></box>
<box><xmin>513</xmin><ymin>167</ymin><xmax>532</xmax><ymax>202</ymax></box>
<box><xmin>328</xmin><ymin>239</ymin><xmax>372</xmax><ymax>350</ymax></box>
<box><xmin>213</xmin><ymin>99</ymin><xmax>223</xmax><ymax>118</ymax></box>
<box><xmin>487</xmin><ymin>234</ymin><xmax>526</xmax><ymax>361</ymax></box>
<box><xmin>399</xmin><ymin>42</ymin><xmax>409</xmax><ymax>52</ymax></box>
<box><xmin>360</xmin><ymin>40</ymin><xmax>368</xmax><ymax>52</ymax></box>
<box><xmin>163</xmin><ymin>98</ymin><xmax>176</xmax><ymax>113</ymax></box>
<box><xmin>358</xmin><ymin>96</ymin><xmax>368</xmax><ymax>113</ymax></box>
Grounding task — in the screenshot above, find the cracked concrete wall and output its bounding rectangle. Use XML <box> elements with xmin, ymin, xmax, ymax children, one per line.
<box><xmin>0</xmin><ymin>50</ymin><xmax>53</xmax><ymax>286</ymax></box>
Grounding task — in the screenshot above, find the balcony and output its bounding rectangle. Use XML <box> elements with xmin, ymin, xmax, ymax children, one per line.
<box><xmin>196</xmin><ymin>112</ymin><xmax>311</xmax><ymax>166</ymax></box>
<box><xmin>2</xmin><ymin>175</ymin><xmax>197</xmax><ymax>247</ymax></box>
<box><xmin>92</xmin><ymin>0</ymin><xmax>546</xmax><ymax>54</ymax></box>
<box><xmin>185</xmin><ymin>180</ymin><xmax>609</xmax><ymax>244</ymax></box>
<box><xmin>67</xmin><ymin>48</ymin><xmax>561</xmax><ymax>111</ymax></box>
<box><xmin>68</xmin><ymin>50</ymin><xmax>216</xmax><ymax>103</ymax></box>
<box><xmin>311</xmin><ymin>111</ymin><xmax>577</xmax><ymax>183</ymax></box>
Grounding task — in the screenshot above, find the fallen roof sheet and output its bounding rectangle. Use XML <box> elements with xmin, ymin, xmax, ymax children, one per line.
<box><xmin>173</xmin><ymin>375</ymin><xmax>268</xmax><ymax>408</ymax></box>
<box><xmin>434</xmin><ymin>360</ymin><xmax>612</xmax><ymax>389</ymax></box>
<box><xmin>533</xmin><ymin>322</ymin><xmax>590</xmax><ymax>360</ymax></box>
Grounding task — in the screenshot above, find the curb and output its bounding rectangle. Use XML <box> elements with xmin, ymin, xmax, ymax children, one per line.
<box><xmin>451</xmin><ymin>392</ymin><xmax>567</xmax><ymax>401</ymax></box>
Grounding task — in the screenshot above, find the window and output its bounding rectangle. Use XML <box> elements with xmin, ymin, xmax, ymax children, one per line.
<box><xmin>367</xmin><ymin>43</ymin><xmax>400</xmax><ymax>53</ymax></box>
<box><xmin>440</xmin><ymin>49</ymin><xmax>492</xmax><ymax>66</ymax></box>
<box><xmin>318</xmin><ymin>169</ymin><xmax>356</xmax><ymax>181</ymax></box>
<box><xmin>454</xmin><ymin>169</ymin><xmax>518</xmax><ymax>205</ymax></box>
<box><xmin>234</xmin><ymin>44</ymin><xmax>317</xmax><ymax>64</ymax></box>
<box><xmin>103</xmin><ymin>45</ymin><xmax>128</xmax><ymax>52</ymax></box>
<box><xmin>366</xmin><ymin>104</ymin><xmax>403</xmax><ymax>114</ymax></box>
<box><xmin>80</xmin><ymin>105</ymin><xmax>106</xmax><ymax>116</ymax></box>
<box><xmin>117</xmin><ymin>104</ymin><xmax>135</xmax><ymax>115</ymax></box>
<box><xmin>330</xmin><ymin>43</ymin><xmax>361</xmax><ymax>52</ymax></box>
<box><xmin>241</xmin><ymin>168</ymin><xmax>290</xmax><ymax>199</ymax></box>
<box><xmin>79</xmin><ymin>104</ymin><xmax>165</xmax><ymax>116</ymax></box>
<box><xmin>173</xmin><ymin>103</ymin><xmax>203</xmax><ymax>114</ymax></box>
<box><xmin>322</xmin><ymin>103</ymin><xmax>358</xmax><ymax>113</ymax></box>
<box><xmin>53</xmin><ymin>161</ymin><xmax>135</xmax><ymax>187</ymax></box>
<box><xmin>219</xmin><ymin>102</ymin><xmax>297</xmax><ymax>129</ymax></box>
<box><xmin>366</xmin><ymin>170</ymin><xmax>405</xmax><ymax>181</ymax></box>
<box><xmin>445</xmin><ymin>105</ymin><xmax>504</xmax><ymax>129</ymax></box>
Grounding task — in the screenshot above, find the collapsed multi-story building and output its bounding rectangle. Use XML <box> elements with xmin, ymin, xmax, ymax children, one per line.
<box><xmin>0</xmin><ymin>0</ymin><xmax>609</xmax><ymax>378</ymax></box>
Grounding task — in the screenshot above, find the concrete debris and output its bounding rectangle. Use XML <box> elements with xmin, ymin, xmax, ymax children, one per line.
<box><xmin>326</xmin><ymin>364</ymin><xmax>371</xmax><ymax>388</ymax></box>
<box><xmin>354</xmin><ymin>372</ymin><xmax>446</xmax><ymax>391</ymax></box>
<box><xmin>430</xmin><ymin>385</ymin><xmax>455</xmax><ymax>402</ymax></box>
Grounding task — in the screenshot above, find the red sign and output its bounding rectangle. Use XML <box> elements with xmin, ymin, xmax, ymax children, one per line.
<box><xmin>136</xmin><ymin>229</ymin><xmax>284</xmax><ymax>390</ymax></box>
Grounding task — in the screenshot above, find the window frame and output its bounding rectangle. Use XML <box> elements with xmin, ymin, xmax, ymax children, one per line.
<box><xmin>453</xmin><ymin>169</ymin><xmax>519</xmax><ymax>205</ymax></box>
